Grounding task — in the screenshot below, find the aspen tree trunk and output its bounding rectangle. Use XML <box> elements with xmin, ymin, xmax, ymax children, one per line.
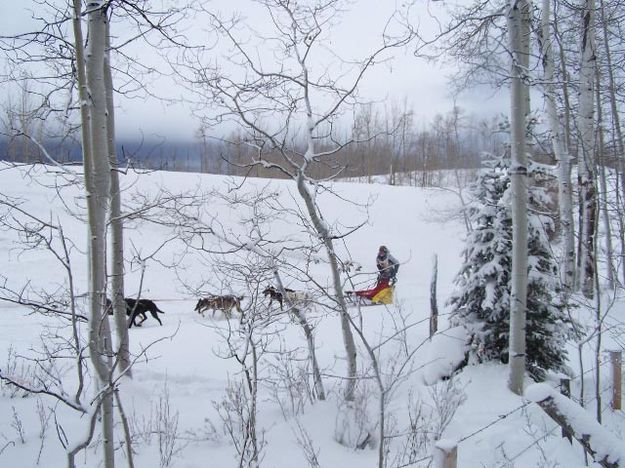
<box><xmin>85</xmin><ymin>2</ymin><xmax>115</xmax><ymax>466</ymax></box>
<box><xmin>594</xmin><ymin>275</ymin><xmax>603</xmax><ymax>423</ymax></box>
<box><xmin>556</xmin><ymin>24</ymin><xmax>574</xmax><ymax>160</ymax></box>
<box><xmin>296</xmin><ymin>173</ymin><xmax>357</xmax><ymax>401</ymax></box>
<box><xmin>69</xmin><ymin>7</ymin><xmax>98</xmax><ymax>467</ymax></box>
<box><xmin>577</xmin><ymin>0</ymin><xmax>597</xmax><ymax>298</ymax></box>
<box><xmin>598</xmin><ymin>0</ymin><xmax>625</xmax><ymax>285</ymax></box>
<box><xmin>104</xmin><ymin>16</ymin><xmax>131</xmax><ymax>376</ymax></box>
<box><xmin>296</xmin><ymin>58</ymin><xmax>357</xmax><ymax>402</ymax></box>
<box><xmin>539</xmin><ymin>0</ymin><xmax>575</xmax><ymax>292</ymax></box>
<box><xmin>594</xmin><ymin>68</ymin><xmax>615</xmax><ymax>289</ymax></box>
<box><xmin>71</xmin><ymin>0</ymin><xmax>91</xmax><ymax>169</ymax></box>
<box><xmin>507</xmin><ymin>0</ymin><xmax>530</xmax><ymax>396</ymax></box>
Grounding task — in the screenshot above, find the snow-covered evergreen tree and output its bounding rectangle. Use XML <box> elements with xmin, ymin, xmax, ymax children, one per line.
<box><xmin>449</xmin><ymin>155</ymin><xmax>572</xmax><ymax>380</ymax></box>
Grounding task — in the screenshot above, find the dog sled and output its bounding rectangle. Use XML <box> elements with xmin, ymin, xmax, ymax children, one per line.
<box><xmin>345</xmin><ymin>279</ymin><xmax>395</xmax><ymax>307</ymax></box>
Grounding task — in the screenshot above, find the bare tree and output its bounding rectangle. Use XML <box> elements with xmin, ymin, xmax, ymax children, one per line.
<box><xmin>1</xmin><ymin>79</ymin><xmax>45</xmax><ymax>163</ymax></box>
<box><xmin>213</xmin><ymin>295</ymin><xmax>267</xmax><ymax>468</ymax></box>
<box><xmin>0</xmin><ymin>2</ymin><xmax>198</xmax><ymax>463</ymax></box>
<box><xmin>177</xmin><ymin>0</ymin><xmax>413</xmax><ymax>403</ymax></box>
<box><xmin>184</xmin><ymin>185</ymin><xmax>329</xmax><ymax>401</ymax></box>
<box><xmin>80</xmin><ymin>2</ymin><xmax>116</xmax><ymax>465</ymax></box>
<box><xmin>0</xmin><ymin>185</ymin><xmax>137</xmax><ymax>468</ymax></box>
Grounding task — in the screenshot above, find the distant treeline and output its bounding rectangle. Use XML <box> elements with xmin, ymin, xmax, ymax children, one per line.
<box><xmin>0</xmin><ymin>109</ymin><xmax>518</xmax><ymax>184</ymax></box>
<box><xmin>0</xmin><ymin>137</ymin><xmax>208</xmax><ymax>172</ymax></box>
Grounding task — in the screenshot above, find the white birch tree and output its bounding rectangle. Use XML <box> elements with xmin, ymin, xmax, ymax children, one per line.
<box><xmin>597</xmin><ymin>0</ymin><xmax>625</xmax><ymax>286</ymax></box>
<box><xmin>75</xmin><ymin>1</ymin><xmax>115</xmax><ymax>465</ymax></box>
<box><xmin>538</xmin><ymin>0</ymin><xmax>575</xmax><ymax>293</ymax></box>
<box><xmin>104</xmin><ymin>13</ymin><xmax>131</xmax><ymax>376</ymax></box>
<box><xmin>594</xmin><ymin>67</ymin><xmax>616</xmax><ymax>290</ymax></box>
<box><xmin>576</xmin><ymin>0</ymin><xmax>598</xmax><ymax>299</ymax></box>
<box><xmin>507</xmin><ymin>0</ymin><xmax>530</xmax><ymax>395</ymax></box>
<box><xmin>1</xmin><ymin>1</ymin><xmax>193</xmax><ymax>465</ymax></box>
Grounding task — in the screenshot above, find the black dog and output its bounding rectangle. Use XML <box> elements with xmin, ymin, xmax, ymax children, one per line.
<box><xmin>106</xmin><ymin>298</ymin><xmax>165</xmax><ymax>328</ymax></box>
<box><xmin>125</xmin><ymin>298</ymin><xmax>165</xmax><ymax>328</ymax></box>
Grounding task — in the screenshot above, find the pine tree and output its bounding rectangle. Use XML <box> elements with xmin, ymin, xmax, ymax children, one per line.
<box><xmin>449</xmin><ymin>155</ymin><xmax>572</xmax><ymax>380</ymax></box>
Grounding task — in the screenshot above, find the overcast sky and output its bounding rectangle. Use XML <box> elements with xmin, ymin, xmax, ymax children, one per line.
<box><xmin>1</xmin><ymin>0</ymin><xmax>507</xmax><ymax>142</ymax></box>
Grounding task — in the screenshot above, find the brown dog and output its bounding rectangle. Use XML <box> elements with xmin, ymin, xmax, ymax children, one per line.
<box><xmin>195</xmin><ymin>295</ymin><xmax>243</xmax><ymax>319</ymax></box>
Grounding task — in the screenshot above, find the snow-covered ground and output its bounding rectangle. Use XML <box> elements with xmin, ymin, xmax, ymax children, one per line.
<box><xmin>0</xmin><ymin>163</ymin><xmax>623</xmax><ymax>467</ymax></box>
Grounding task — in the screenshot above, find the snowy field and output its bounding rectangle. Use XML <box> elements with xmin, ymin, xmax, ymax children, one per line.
<box><xmin>0</xmin><ymin>163</ymin><xmax>623</xmax><ymax>467</ymax></box>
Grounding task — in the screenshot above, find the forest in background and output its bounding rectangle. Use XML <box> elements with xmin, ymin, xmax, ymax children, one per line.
<box><xmin>0</xmin><ymin>103</ymin><xmax>500</xmax><ymax>182</ymax></box>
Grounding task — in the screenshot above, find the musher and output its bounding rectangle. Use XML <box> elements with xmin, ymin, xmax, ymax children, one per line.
<box><xmin>354</xmin><ymin>245</ymin><xmax>399</xmax><ymax>302</ymax></box>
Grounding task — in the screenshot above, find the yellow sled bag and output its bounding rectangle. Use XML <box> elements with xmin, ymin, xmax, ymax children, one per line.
<box><xmin>371</xmin><ymin>286</ymin><xmax>393</xmax><ymax>305</ymax></box>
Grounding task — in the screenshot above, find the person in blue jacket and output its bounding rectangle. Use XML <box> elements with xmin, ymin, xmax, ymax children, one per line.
<box><xmin>356</xmin><ymin>245</ymin><xmax>399</xmax><ymax>300</ymax></box>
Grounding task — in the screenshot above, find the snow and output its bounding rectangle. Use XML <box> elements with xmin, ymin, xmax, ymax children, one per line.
<box><xmin>421</xmin><ymin>326</ymin><xmax>468</xmax><ymax>385</ymax></box>
<box><xmin>525</xmin><ymin>382</ymin><xmax>554</xmax><ymax>402</ymax></box>
<box><xmin>434</xmin><ymin>438</ymin><xmax>458</xmax><ymax>451</ymax></box>
<box><xmin>0</xmin><ymin>163</ymin><xmax>623</xmax><ymax>468</ymax></box>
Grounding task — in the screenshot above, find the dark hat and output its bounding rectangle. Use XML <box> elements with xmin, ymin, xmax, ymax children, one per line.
<box><xmin>379</xmin><ymin>245</ymin><xmax>388</xmax><ymax>253</ymax></box>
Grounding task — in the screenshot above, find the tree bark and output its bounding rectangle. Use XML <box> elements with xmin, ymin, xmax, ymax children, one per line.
<box><xmin>539</xmin><ymin>0</ymin><xmax>575</xmax><ymax>292</ymax></box>
<box><xmin>71</xmin><ymin>0</ymin><xmax>92</xmax><ymax>174</ymax></box>
<box><xmin>104</xmin><ymin>13</ymin><xmax>131</xmax><ymax>376</ymax></box>
<box><xmin>598</xmin><ymin>0</ymin><xmax>625</xmax><ymax>286</ymax></box>
<box><xmin>296</xmin><ymin>172</ymin><xmax>357</xmax><ymax>402</ymax></box>
<box><xmin>594</xmin><ymin>67</ymin><xmax>615</xmax><ymax>289</ymax></box>
<box><xmin>577</xmin><ymin>0</ymin><xmax>597</xmax><ymax>299</ymax></box>
<box><xmin>507</xmin><ymin>0</ymin><xmax>530</xmax><ymax>396</ymax></box>
<box><xmin>85</xmin><ymin>1</ymin><xmax>115</xmax><ymax>466</ymax></box>
<box><xmin>295</xmin><ymin>46</ymin><xmax>358</xmax><ymax>402</ymax></box>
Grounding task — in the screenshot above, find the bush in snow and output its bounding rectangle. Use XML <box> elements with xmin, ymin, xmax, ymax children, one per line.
<box><xmin>448</xmin><ymin>154</ymin><xmax>573</xmax><ymax>380</ymax></box>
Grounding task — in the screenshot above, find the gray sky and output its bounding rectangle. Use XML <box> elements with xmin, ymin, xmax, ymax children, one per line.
<box><xmin>1</xmin><ymin>0</ymin><xmax>507</xmax><ymax>142</ymax></box>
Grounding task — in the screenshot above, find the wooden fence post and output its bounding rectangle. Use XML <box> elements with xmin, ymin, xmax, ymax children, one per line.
<box><xmin>433</xmin><ymin>440</ymin><xmax>457</xmax><ymax>468</ymax></box>
<box><xmin>611</xmin><ymin>351</ymin><xmax>622</xmax><ymax>411</ymax></box>
<box><xmin>429</xmin><ymin>254</ymin><xmax>439</xmax><ymax>338</ymax></box>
